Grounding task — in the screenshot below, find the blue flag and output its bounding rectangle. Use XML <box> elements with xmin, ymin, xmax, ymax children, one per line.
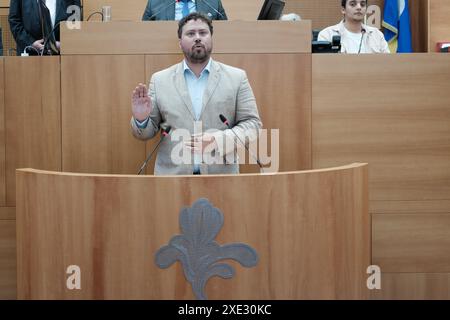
<box><xmin>382</xmin><ymin>0</ymin><xmax>413</xmax><ymax>53</ymax></box>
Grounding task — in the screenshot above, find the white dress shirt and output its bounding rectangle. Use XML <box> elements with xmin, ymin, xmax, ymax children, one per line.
<box><xmin>42</xmin><ymin>0</ymin><xmax>57</xmax><ymax>27</ymax></box>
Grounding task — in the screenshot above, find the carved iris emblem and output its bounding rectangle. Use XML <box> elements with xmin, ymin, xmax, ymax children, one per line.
<box><xmin>155</xmin><ymin>198</ymin><xmax>258</xmax><ymax>300</ymax></box>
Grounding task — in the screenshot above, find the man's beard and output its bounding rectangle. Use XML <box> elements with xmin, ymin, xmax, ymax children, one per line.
<box><xmin>186</xmin><ymin>45</ymin><xmax>212</xmax><ymax>63</ymax></box>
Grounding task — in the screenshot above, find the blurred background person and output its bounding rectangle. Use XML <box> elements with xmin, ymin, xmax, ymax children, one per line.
<box><xmin>142</xmin><ymin>0</ymin><xmax>227</xmax><ymax>21</ymax></box>
<box><xmin>9</xmin><ymin>0</ymin><xmax>81</xmax><ymax>55</ymax></box>
<box><xmin>318</xmin><ymin>0</ymin><xmax>389</xmax><ymax>54</ymax></box>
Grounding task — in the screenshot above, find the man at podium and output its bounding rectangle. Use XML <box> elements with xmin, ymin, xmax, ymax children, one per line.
<box><xmin>131</xmin><ymin>13</ymin><xmax>261</xmax><ymax>175</ymax></box>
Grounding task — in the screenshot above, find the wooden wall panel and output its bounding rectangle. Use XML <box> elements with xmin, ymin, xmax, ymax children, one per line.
<box><xmin>313</xmin><ymin>53</ymin><xmax>450</xmax><ymax>298</ymax></box>
<box><xmin>82</xmin><ymin>0</ymin><xmax>264</xmax><ymax>21</ymax></box>
<box><xmin>223</xmin><ymin>0</ymin><xmax>264</xmax><ymax>20</ymax></box>
<box><xmin>5</xmin><ymin>57</ymin><xmax>61</xmax><ymax>206</ymax></box>
<box><xmin>284</xmin><ymin>0</ymin><xmax>343</xmax><ymax>29</ymax></box>
<box><xmin>429</xmin><ymin>0</ymin><xmax>450</xmax><ymax>51</ymax></box>
<box><xmin>61</xmin><ymin>55</ymin><xmax>146</xmax><ymax>174</ymax></box>
<box><xmin>410</xmin><ymin>0</ymin><xmax>429</xmax><ymax>53</ymax></box>
<box><xmin>83</xmin><ymin>0</ymin><xmax>148</xmax><ymax>21</ymax></box>
<box><xmin>1</xmin><ymin>58</ymin><xmax>13</xmax><ymax>300</ymax></box>
<box><xmin>371</xmin><ymin>273</ymin><xmax>450</xmax><ymax>300</ymax></box>
<box><xmin>371</xmin><ymin>200</ymin><xmax>450</xmax><ymax>215</ymax></box>
<box><xmin>215</xmin><ymin>53</ymin><xmax>312</xmax><ymax>172</ymax></box>
<box><xmin>0</xmin><ymin>207</ymin><xmax>14</xmax><ymax>220</ymax></box>
<box><xmin>0</xmin><ymin>220</ymin><xmax>16</xmax><ymax>300</ymax></box>
<box><xmin>61</xmin><ymin>21</ymin><xmax>311</xmax><ymax>55</ymax></box>
<box><xmin>312</xmin><ymin>54</ymin><xmax>450</xmax><ymax>205</ymax></box>
<box><xmin>0</xmin><ymin>59</ymin><xmax>5</xmax><ymax>206</ymax></box>
<box><xmin>373</xmin><ymin>214</ymin><xmax>450</xmax><ymax>273</ymax></box>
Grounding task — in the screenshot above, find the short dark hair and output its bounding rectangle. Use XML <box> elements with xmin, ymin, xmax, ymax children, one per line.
<box><xmin>177</xmin><ymin>12</ymin><xmax>213</xmax><ymax>39</ymax></box>
<box><xmin>341</xmin><ymin>0</ymin><xmax>368</xmax><ymax>7</ymax></box>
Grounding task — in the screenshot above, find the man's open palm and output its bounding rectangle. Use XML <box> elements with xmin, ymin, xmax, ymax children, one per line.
<box><xmin>132</xmin><ymin>83</ymin><xmax>152</xmax><ymax>121</ymax></box>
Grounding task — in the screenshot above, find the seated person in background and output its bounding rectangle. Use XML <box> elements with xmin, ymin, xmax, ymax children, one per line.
<box><xmin>9</xmin><ymin>0</ymin><xmax>81</xmax><ymax>55</ymax></box>
<box><xmin>318</xmin><ymin>0</ymin><xmax>389</xmax><ymax>54</ymax></box>
<box><xmin>142</xmin><ymin>0</ymin><xmax>227</xmax><ymax>21</ymax></box>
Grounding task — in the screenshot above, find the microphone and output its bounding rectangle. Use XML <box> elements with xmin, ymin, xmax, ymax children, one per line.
<box><xmin>80</xmin><ymin>0</ymin><xmax>84</xmax><ymax>21</ymax></box>
<box><xmin>219</xmin><ymin>114</ymin><xmax>264</xmax><ymax>172</ymax></box>
<box><xmin>137</xmin><ymin>125</ymin><xmax>172</xmax><ymax>175</ymax></box>
<box><xmin>197</xmin><ymin>0</ymin><xmax>226</xmax><ymax>20</ymax></box>
<box><xmin>147</xmin><ymin>0</ymin><xmax>178</xmax><ymax>21</ymax></box>
<box><xmin>41</xmin><ymin>20</ymin><xmax>62</xmax><ymax>56</ymax></box>
<box><xmin>37</xmin><ymin>0</ymin><xmax>59</xmax><ymax>55</ymax></box>
<box><xmin>86</xmin><ymin>11</ymin><xmax>103</xmax><ymax>21</ymax></box>
<box><xmin>358</xmin><ymin>28</ymin><xmax>366</xmax><ymax>54</ymax></box>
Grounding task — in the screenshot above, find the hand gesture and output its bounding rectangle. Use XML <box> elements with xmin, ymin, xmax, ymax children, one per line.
<box><xmin>132</xmin><ymin>83</ymin><xmax>152</xmax><ymax>121</ymax></box>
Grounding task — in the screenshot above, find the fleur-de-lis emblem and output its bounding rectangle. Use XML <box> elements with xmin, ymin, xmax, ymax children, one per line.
<box><xmin>155</xmin><ymin>198</ymin><xmax>258</xmax><ymax>300</ymax></box>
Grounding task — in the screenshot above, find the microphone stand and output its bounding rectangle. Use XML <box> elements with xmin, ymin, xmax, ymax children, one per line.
<box><xmin>219</xmin><ymin>114</ymin><xmax>264</xmax><ymax>173</ymax></box>
<box><xmin>137</xmin><ymin>126</ymin><xmax>171</xmax><ymax>175</ymax></box>
<box><xmin>197</xmin><ymin>0</ymin><xmax>226</xmax><ymax>19</ymax></box>
<box><xmin>41</xmin><ymin>20</ymin><xmax>61</xmax><ymax>56</ymax></box>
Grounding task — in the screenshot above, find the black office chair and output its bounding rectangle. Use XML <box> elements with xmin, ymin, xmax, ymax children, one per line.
<box><xmin>312</xmin><ymin>29</ymin><xmax>321</xmax><ymax>41</ymax></box>
<box><xmin>312</xmin><ymin>34</ymin><xmax>341</xmax><ymax>54</ymax></box>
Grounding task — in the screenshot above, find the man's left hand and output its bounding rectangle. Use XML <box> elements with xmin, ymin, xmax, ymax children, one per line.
<box><xmin>185</xmin><ymin>132</ymin><xmax>217</xmax><ymax>154</ymax></box>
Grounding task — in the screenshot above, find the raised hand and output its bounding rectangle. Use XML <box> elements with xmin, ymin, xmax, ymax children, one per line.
<box><xmin>132</xmin><ymin>83</ymin><xmax>152</xmax><ymax>121</ymax></box>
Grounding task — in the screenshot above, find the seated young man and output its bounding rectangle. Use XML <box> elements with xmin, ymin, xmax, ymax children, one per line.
<box><xmin>318</xmin><ymin>0</ymin><xmax>390</xmax><ymax>54</ymax></box>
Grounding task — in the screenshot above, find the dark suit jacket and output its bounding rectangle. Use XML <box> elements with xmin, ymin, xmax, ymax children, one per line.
<box><xmin>142</xmin><ymin>0</ymin><xmax>227</xmax><ymax>21</ymax></box>
<box><xmin>9</xmin><ymin>0</ymin><xmax>81</xmax><ymax>55</ymax></box>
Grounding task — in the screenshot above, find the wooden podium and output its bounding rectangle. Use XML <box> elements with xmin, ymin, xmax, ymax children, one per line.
<box><xmin>16</xmin><ymin>164</ymin><xmax>369</xmax><ymax>299</ymax></box>
<box><xmin>60</xmin><ymin>21</ymin><xmax>311</xmax><ymax>55</ymax></box>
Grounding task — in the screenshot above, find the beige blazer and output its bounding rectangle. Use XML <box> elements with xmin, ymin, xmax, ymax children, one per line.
<box><xmin>131</xmin><ymin>59</ymin><xmax>262</xmax><ymax>175</ymax></box>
